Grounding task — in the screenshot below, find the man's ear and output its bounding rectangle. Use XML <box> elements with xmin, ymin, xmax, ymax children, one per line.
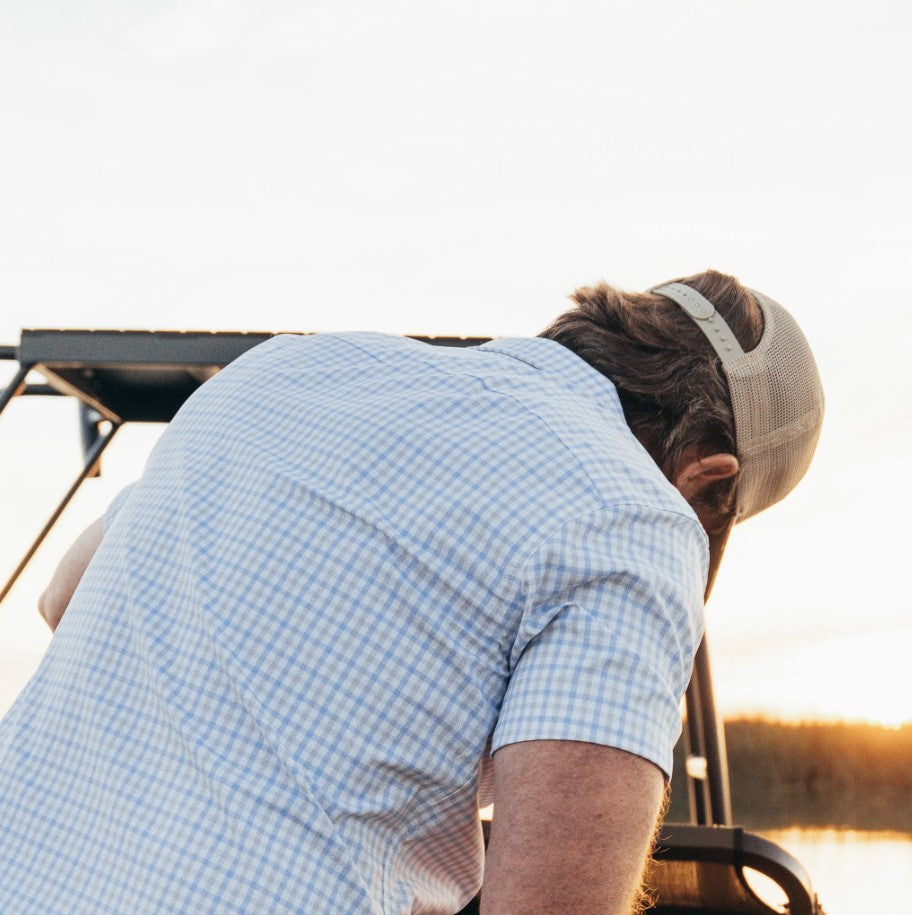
<box><xmin>673</xmin><ymin>453</ymin><xmax>739</xmax><ymax>504</ymax></box>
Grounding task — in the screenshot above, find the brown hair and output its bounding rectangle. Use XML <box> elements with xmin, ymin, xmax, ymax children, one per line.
<box><xmin>539</xmin><ymin>269</ymin><xmax>763</xmax><ymax>524</ymax></box>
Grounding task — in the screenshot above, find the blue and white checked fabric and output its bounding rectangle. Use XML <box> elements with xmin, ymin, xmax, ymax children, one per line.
<box><xmin>0</xmin><ymin>332</ymin><xmax>707</xmax><ymax>913</ymax></box>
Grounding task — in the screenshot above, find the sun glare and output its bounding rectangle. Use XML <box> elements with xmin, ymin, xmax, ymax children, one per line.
<box><xmin>716</xmin><ymin>622</ymin><xmax>912</xmax><ymax>731</ymax></box>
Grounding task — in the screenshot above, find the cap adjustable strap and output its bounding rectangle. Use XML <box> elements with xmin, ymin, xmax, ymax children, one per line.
<box><xmin>652</xmin><ymin>282</ymin><xmax>745</xmax><ymax>362</ymax></box>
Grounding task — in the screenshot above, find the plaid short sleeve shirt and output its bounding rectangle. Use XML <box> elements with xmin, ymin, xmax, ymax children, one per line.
<box><xmin>0</xmin><ymin>332</ymin><xmax>707</xmax><ymax>913</ymax></box>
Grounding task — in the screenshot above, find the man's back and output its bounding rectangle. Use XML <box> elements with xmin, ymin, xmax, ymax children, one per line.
<box><xmin>0</xmin><ymin>332</ymin><xmax>706</xmax><ymax>913</ymax></box>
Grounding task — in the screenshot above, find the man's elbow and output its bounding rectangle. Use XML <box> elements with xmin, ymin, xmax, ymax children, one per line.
<box><xmin>38</xmin><ymin>585</ymin><xmax>66</xmax><ymax>632</ymax></box>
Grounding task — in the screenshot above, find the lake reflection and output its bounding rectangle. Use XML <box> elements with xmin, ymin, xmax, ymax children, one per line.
<box><xmin>762</xmin><ymin>828</ymin><xmax>912</xmax><ymax>915</ymax></box>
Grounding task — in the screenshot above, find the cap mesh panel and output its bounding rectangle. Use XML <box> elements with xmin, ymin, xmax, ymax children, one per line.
<box><xmin>724</xmin><ymin>290</ymin><xmax>824</xmax><ymax>520</ymax></box>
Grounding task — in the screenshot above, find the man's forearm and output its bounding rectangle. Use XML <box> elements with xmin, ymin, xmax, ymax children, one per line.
<box><xmin>38</xmin><ymin>517</ymin><xmax>104</xmax><ymax>631</ymax></box>
<box><xmin>480</xmin><ymin>740</ymin><xmax>665</xmax><ymax>914</ymax></box>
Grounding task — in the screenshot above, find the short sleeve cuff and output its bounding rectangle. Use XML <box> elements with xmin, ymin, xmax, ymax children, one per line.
<box><xmin>491</xmin><ymin>504</ymin><xmax>707</xmax><ymax>781</ymax></box>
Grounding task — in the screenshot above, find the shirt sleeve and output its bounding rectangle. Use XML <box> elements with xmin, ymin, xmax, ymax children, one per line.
<box><xmin>491</xmin><ymin>503</ymin><xmax>708</xmax><ymax>780</ymax></box>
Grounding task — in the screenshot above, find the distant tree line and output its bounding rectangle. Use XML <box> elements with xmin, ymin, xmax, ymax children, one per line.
<box><xmin>667</xmin><ymin>718</ymin><xmax>912</xmax><ymax>833</ymax></box>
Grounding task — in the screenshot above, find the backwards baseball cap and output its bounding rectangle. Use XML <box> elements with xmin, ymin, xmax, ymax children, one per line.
<box><xmin>651</xmin><ymin>281</ymin><xmax>825</xmax><ymax>591</ymax></box>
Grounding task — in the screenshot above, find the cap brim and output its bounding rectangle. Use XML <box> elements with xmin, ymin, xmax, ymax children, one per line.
<box><xmin>704</xmin><ymin>513</ymin><xmax>736</xmax><ymax>602</ymax></box>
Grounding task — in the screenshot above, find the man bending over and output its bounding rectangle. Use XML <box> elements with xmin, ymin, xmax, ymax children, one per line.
<box><xmin>0</xmin><ymin>270</ymin><xmax>823</xmax><ymax>913</ymax></box>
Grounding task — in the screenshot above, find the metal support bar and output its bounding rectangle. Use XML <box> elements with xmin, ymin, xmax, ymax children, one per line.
<box><xmin>684</xmin><ymin>673</ymin><xmax>710</xmax><ymax>825</ymax></box>
<box><xmin>691</xmin><ymin>635</ymin><xmax>732</xmax><ymax>825</ymax></box>
<box><xmin>79</xmin><ymin>403</ymin><xmax>104</xmax><ymax>477</ymax></box>
<box><xmin>0</xmin><ymin>420</ymin><xmax>122</xmax><ymax>606</ymax></box>
<box><xmin>0</xmin><ymin>363</ymin><xmax>33</xmax><ymax>419</ymax></box>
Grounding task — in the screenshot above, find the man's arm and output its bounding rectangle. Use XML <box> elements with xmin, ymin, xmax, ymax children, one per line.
<box><xmin>481</xmin><ymin>739</ymin><xmax>665</xmax><ymax>915</ymax></box>
<box><xmin>37</xmin><ymin>517</ymin><xmax>104</xmax><ymax>632</ymax></box>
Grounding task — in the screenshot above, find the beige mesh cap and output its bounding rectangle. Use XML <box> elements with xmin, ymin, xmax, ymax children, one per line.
<box><xmin>651</xmin><ymin>282</ymin><xmax>825</xmax><ymax>522</ymax></box>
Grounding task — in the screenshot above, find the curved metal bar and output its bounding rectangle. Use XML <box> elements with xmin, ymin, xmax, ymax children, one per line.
<box><xmin>648</xmin><ymin>824</ymin><xmax>821</xmax><ymax>915</ymax></box>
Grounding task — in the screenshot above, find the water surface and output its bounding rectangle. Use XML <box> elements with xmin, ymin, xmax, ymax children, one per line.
<box><xmin>763</xmin><ymin>828</ymin><xmax>912</xmax><ymax>915</ymax></box>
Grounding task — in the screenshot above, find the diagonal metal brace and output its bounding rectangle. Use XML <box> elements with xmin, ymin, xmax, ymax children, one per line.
<box><xmin>0</xmin><ymin>363</ymin><xmax>33</xmax><ymax>419</ymax></box>
<box><xmin>0</xmin><ymin>419</ymin><xmax>122</xmax><ymax>606</ymax></box>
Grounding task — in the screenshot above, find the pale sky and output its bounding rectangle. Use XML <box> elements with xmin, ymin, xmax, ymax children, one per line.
<box><xmin>1</xmin><ymin>0</ymin><xmax>910</xmax><ymax>725</ymax></box>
